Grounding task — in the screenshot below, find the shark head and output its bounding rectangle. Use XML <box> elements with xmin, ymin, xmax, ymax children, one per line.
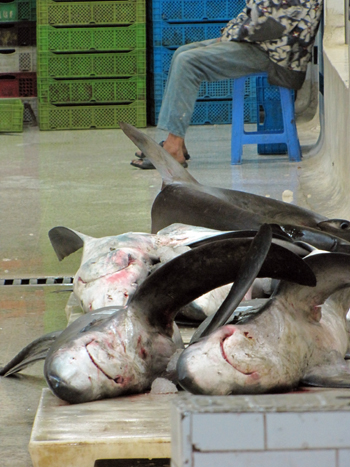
<box><xmin>45</xmin><ymin>306</ymin><xmax>176</xmax><ymax>403</ymax></box>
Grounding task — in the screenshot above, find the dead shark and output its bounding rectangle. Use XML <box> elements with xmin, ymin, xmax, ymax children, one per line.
<box><xmin>49</xmin><ymin>223</ymin><xmax>240</xmax><ymax>314</ymax></box>
<box><xmin>177</xmin><ymin>252</ymin><xmax>350</xmax><ymax>395</ymax></box>
<box><xmin>43</xmin><ymin>228</ymin><xmax>316</xmax><ymax>403</ymax></box>
<box><xmin>49</xmin><ymin>223</ymin><xmax>305</xmax><ymax>320</ymax></box>
<box><xmin>120</xmin><ymin>122</ymin><xmax>350</xmax><ymax>248</ymax></box>
<box><xmin>0</xmin><ymin>224</ymin><xmax>309</xmax><ymax>380</ymax></box>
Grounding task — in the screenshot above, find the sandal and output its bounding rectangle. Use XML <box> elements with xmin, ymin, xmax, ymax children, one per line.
<box><xmin>130</xmin><ymin>157</ymin><xmax>188</xmax><ymax>170</ymax></box>
<box><xmin>135</xmin><ymin>141</ymin><xmax>191</xmax><ymax>161</ymax></box>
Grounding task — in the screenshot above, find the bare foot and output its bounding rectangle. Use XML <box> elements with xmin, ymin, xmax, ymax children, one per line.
<box><xmin>131</xmin><ymin>134</ymin><xmax>189</xmax><ymax>169</ymax></box>
<box><xmin>134</xmin><ymin>136</ymin><xmax>189</xmax><ymax>163</ymax></box>
<box><xmin>162</xmin><ymin>135</ymin><xmax>187</xmax><ymax>164</ymax></box>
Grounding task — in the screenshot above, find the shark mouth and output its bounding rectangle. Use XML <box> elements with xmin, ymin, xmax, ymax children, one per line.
<box><xmin>220</xmin><ymin>330</ymin><xmax>257</xmax><ymax>378</ymax></box>
<box><xmin>85</xmin><ymin>341</ymin><xmax>124</xmax><ymax>385</ymax></box>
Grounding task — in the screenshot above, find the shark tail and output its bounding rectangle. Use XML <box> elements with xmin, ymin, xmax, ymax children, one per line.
<box><xmin>120</xmin><ymin>122</ymin><xmax>198</xmax><ymax>186</ymax></box>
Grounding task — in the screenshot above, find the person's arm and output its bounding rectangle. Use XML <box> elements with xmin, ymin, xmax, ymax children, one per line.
<box><xmin>222</xmin><ymin>0</ymin><xmax>287</xmax><ymax>42</ymax></box>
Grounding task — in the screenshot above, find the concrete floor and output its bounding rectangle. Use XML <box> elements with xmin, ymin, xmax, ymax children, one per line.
<box><xmin>0</xmin><ymin>108</ymin><xmax>322</xmax><ymax>467</ymax></box>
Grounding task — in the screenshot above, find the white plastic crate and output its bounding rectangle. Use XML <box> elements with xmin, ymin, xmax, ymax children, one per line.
<box><xmin>0</xmin><ymin>46</ymin><xmax>36</xmax><ymax>72</ymax></box>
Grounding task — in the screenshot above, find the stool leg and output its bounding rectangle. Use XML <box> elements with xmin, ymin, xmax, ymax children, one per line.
<box><xmin>280</xmin><ymin>87</ymin><xmax>302</xmax><ymax>162</ymax></box>
<box><xmin>231</xmin><ymin>77</ymin><xmax>246</xmax><ymax>165</ymax></box>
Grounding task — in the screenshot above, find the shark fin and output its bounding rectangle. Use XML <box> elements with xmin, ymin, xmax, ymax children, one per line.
<box><xmin>119</xmin><ymin>122</ymin><xmax>198</xmax><ymax>186</ymax></box>
<box><xmin>49</xmin><ymin>226</ymin><xmax>88</xmax><ymax>261</ymax></box>
<box><xmin>130</xmin><ymin>234</ymin><xmax>315</xmax><ymax>337</ymax></box>
<box><xmin>276</xmin><ymin>253</ymin><xmax>350</xmax><ymax>321</ymax></box>
<box><xmin>0</xmin><ymin>331</ymin><xmax>62</xmax><ymax>377</ymax></box>
<box><xmin>197</xmin><ymin>224</ymin><xmax>273</xmax><ymax>339</ymax></box>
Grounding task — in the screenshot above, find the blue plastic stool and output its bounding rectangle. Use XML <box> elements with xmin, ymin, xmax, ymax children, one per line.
<box><xmin>231</xmin><ymin>72</ymin><xmax>301</xmax><ymax>165</ymax></box>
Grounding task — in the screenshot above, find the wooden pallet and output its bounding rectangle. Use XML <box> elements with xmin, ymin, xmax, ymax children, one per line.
<box><xmin>29</xmin><ymin>389</ymin><xmax>177</xmax><ymax>467</ymax></box>
<box><xmin>29</xmin><ymin>293</ymin><xmax>196</xmax><ymax>466</ymax></box>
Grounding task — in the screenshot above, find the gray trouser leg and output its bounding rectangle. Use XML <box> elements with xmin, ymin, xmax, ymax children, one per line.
<box><xmin>157</xmin><ymin>39</ymin><xmax>271</xmax><ymax>138</ymax></box>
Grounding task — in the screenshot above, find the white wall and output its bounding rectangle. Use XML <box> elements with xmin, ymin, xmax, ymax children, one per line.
<box><xmin>299</xmin><ymin>0</ymin><xmax>350</xmax><ymax>219</ymax></box>
<box><xmin>325</xmin><ymin>0</ymin><xmax>344</xmax><ymax>15</ymax></box>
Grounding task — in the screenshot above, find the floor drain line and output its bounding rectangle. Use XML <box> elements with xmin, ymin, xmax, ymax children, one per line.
<box><xmin>0</xmin><ymin>276</ymin><xmax>74</xmax><ymax>286</ymax></box>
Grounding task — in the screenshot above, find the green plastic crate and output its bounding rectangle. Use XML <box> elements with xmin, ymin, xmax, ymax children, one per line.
<box><xmin>0</xmin><ymin>0</ymin><xmax>36</xmax><ymax>22</ymax></box>
<box><xmin>37</xmin><ymin>24</ymin><xmax>146</xmax><ymax>53</ymax></box>
<box><xmin>0</xmin><ymin>98</ymin><xmax>23</xmax><ymax>131</ymax></box>
<box><xmin>38</xmin><ymin>101</ymin><xmax>146</xmax><ymax>130</ymax></box>
<box><xmin>37</xmin><ymin>76</ymin><xmax>146</xmax><ymax>104</ymax></box>
<box><xmin>37</xmin><ymin>0</ymin><xmax>145</xmax><ymax>26</ymax></box>
<box><xmin>37</xmin><ymin>50</ymin><xmax>146</xmax><ymax>79</ymax></box>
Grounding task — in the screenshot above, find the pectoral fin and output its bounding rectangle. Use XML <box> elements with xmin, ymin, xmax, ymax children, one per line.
<box><xmin>197</xmin><ymin>224</ymin><xmax>273</xmax><ymax>339</ymax></box>
<box><xmin>0</xmin><ymin>331</ymin><xmax>62</xmax><ymax>377</ymax></box>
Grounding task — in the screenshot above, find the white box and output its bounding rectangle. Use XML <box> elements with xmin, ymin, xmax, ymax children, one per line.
<box><xmin>171</xmin><ymin>389</ymin><xmax>350</xmax><ymax>467</ymax></box>
<box><xmin>0</xmin><ymin>47</ymin><xmax>37</xmax><ymax>72</ymax></box>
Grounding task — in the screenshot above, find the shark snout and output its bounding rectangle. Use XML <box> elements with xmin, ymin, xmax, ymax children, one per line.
<box><xmin>45</xmin><ymin>370</ymin><xmax>92</xmax><ymax>404</ymax></box>
<box><xmin>44</xmin><ymin>345</ymin><xmax>101</xmax><ymax>404</ymax></box>
<box><xmin>177</xmin><ymin>327</ymin><xmax>238</xmax><ymax>395</ymax></box>
<box><xmin>177</xmin><ymin>324</ymin><xmax>261</xmax><ymax>395</ymax></box>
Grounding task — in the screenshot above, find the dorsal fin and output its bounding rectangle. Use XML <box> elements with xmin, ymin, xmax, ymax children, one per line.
<box><xmin>276</xmin><ymin>253</ymin><xmax>350</xmax><ymax>320</ymax></box>
<box><xmin>49</xmin><ymin>226</ymin><xmax>89</xmax><ymax>261</ymax></box>
<box><xmin>119</xmin><ymin>122</ymin><xmax>198</xmax><ymax>186</ymax></box>
<box><xmin>129</xmin><ymin>236</ymin><xmax>316</xmax><ymax>336</ymax></box>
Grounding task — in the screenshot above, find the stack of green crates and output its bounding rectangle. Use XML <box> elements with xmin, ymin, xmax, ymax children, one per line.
<box><xmin>0</xmin><ymin>0</ymin><xmax>37</xmax><ymax>128</ymax></box>
<box><xmin>36</xmin><ymin>0</ymin><xmax>146</xmax><ymax>130</ymax></box>
<box><xmin>0</xmin><ymin>98</ymin><xmax>24</xmax><ymax>131</ymax></box>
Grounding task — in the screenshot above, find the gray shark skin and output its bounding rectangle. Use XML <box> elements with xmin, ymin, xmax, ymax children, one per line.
<box><xmin>120</xmin><ymin>123</ymin><xmax>350</xmax><ymax>247</ymax></box>
<box><xmin>177</xmin><ymin>252</ymin><xmax>350</xmax><ymax>396</ymax></box>
<box><xmin>44</xmin><ymin>233</ymin><xmax>316</xmax><ymax>403</ymax></box>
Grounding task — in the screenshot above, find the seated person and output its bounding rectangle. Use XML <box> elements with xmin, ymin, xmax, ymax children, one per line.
<box><xmin>131</xmin><ymin>0</ymin><xmax>323</xmax><ymax>169</ymax></box>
